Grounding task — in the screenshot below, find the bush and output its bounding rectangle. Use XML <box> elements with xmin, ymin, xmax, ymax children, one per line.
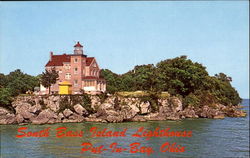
<box><xmin>58</xmin><ymin>96</ymin><xmax>73</xmax><ymax>113</ymax></box>
<box><xmin>183</xmin><ymin>93</ymin><xmax>200</xmax><ymax>108</ymax></box>
<box><xmin>96</xmin><ymin>92</ymin><xmax>108</xmax><ymax>103</ymax></box>
<box><xmin>80</xmin><ymin>94</ymin><xmax>95</xmax><ymax>113</ymax></box>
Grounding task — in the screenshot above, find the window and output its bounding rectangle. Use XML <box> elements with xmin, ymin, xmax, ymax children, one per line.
<box><xmin>64</xmin><ymin>63</ymin><xmax>70</xmax><ymax>70</ymax></box>
<box><xmin>85</xmin><ymin>80</ymin><xmax>94</xmax><ymax>87</ymax></box>
<box><xmin>74</xmin><ymin>68</ymin><xmax>78</xmax><ymax>74</ymax></box>
<box><xmin>74</xmin><ymin>58</ymin><xmax>78</xmax><ymax>63</ymax></box>
<box><xmin>85</xmin><ymin>81</ymin><xmax>89</xmax><ymax>87</ymax></box>
<box><xmin>65</xmin><ymin>73</ymin><xmax>71</xmax><ymax>79</ymax></box>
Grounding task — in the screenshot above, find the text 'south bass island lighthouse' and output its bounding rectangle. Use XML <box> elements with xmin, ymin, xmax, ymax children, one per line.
<box><xmin>43</xmin><ymin>42</ymin><xmax>106</xmax><ymax>94</ymax></box>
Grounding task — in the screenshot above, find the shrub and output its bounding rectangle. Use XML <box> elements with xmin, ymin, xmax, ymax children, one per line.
<box><xmin>96</xmin><ymin>92</ymin><xmax>108</xmax><ymax>103</ymax></box>
<box><xmin>80</xmin><ymin>94</ymin><xmax>95</xmax><ymax>114</ymax></box>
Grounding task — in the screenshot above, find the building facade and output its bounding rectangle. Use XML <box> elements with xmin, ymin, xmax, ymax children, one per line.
<box><xmin>43</xmin><ymin>42</ymin><xmax>106</xmax><ymax>94</ymax></box>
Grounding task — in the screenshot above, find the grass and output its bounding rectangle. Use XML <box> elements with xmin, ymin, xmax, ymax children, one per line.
<box><xmin>116</xmin><ymin>91</ymin><xmax>170</xmax><ymax>99</ymax></box>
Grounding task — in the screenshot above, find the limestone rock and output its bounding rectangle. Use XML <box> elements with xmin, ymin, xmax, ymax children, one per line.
<box><xmin>0</xmin><ymin>107</ymin><xmax>9</xmax><ymax>115</ymax></box>
<box><xmin>131</xmin><ymin>115</ymin><xmax>147</xmax><ymax>122</ymax></box>
<box><xmin>171</xmin><ymin>97</ymin><xmax>183</xmax><ymax>112</ymax></box>
<box><xmin>74</xmin><ymin>104</ymin><xmax>88</xmax><ymax>116</ymax></box>
<box><xmin>16</xmin><ymin>114</ymin><xmax>24</xmax><ymax>124</ymax></box>
<box><xmin>213</xmin><ymin>114</ymin><xmax>225</xmax><ymax>119</ymax></box>
<box><xmin>106</xmin><ymin>110</ymin><xmax>124</xmax><ymax>123</ymax></box>
<box><xmin>0</xmin><ymin>113</ymin><xmax>16</xmax><ymax>124</ymax></box>
<box><xmin>166</xmin><ymin>115</ymin><xmax>181</xmax><ymax>121</ymax></box>
<box><xmin>85</xmin><ymin>117</ymin><xmax>107</xmax><ymax>123</ymax></box>
<box><xmin>63</xmin><ymin>109</ymin><xmax>73</xmax><ymax>118</ymax></box>
<box><xmin>15</xmin><ymin>103</ymin><xmax>34</xmax><ymax>119</ymax></box>
<box><xmin>29</xmin><ymin>104</ymin><xmax>41</xmax><ymax>114</ymax></box>
<box><xmin>69</xmin><ymin>113</ymin><xmax>85</xmax><ymax>122</ymax></box>
<box><xmin>31</xmin><ymin>109</ymin><xmax>57</xmax><ymax>124</ymax></box>
<box><xmin>121</xmin><ymin>107</ymin><xmax>137</xmax><ymax>121</ymax></box>
<box><xmin>183</xmin><ymin>107</ymin><xmax>197</xmax><ymax>118</ymax></box>
<box><xmin>139</xmin><ymin>101</ymin><xmax>150</xmax><ymax>114</ymax></box>
<box><xmin>130</xmin><ymin>104</ymin><xmax>140</xmax><ymax>113</ymax></box>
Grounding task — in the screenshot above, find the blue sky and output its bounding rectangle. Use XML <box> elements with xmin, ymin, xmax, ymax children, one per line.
<box><xmin>0</xmin><ymin>1</ymin><xmax>249</xmax><ymax>98</ymax></box>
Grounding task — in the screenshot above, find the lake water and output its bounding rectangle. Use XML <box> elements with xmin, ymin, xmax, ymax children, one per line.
<box><xmin>0</xmin><ymin>99</ymin><xmax>249</xmax><ymax>158</ymax></box>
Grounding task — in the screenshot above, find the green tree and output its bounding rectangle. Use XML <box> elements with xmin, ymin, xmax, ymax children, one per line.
<box><xmin>156</xmin><ymin>55</ymin><xmax>208</xmax><ymax>96</ymax></box>
<box><xmin>0</xmin><ymin>69</ymin><xmax>39</xmax><ymax>111</ymax></box>
<box><xmin>102</xmin><ymin>56</ymin><xmax>241</xmax><ymax>106</ymax></box>
<box><xmin>40</xmin><ymin>67</ymin><xmax>59</xmax><ymax>94</ymax></box>
<box><xmin>0</xmin><ymin>87</ymin><xmax>12</xmax><ymax>107</ymax></box>
<box><xmin>128</xmin><ymin>64</ymin><xmax>160</xmax><ymax>91</ymax></box>
<box><xmin>4</xmin><ymin>69</ymin><xmax>39</xmax><ymax>96</ymax></box>
<box><xmin>215</xmin><ymin>72</ymin><xmax>232</xmax><ymax>82</ymax></box>
<box><xmin>203</xmin><ymin>75</ymin><xmax>241</xmax><ymax>106</ymax></box>
<box><xmin>100</xmin><ymin>69</ymin><xmax>122</xmax><ymax>93</ymax></box>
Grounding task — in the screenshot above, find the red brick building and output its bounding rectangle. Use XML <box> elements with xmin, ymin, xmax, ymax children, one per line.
<box><xmin>43</xmin><ymin>42</ymin><xmax>106</xmax><ymax>94</ymax></box>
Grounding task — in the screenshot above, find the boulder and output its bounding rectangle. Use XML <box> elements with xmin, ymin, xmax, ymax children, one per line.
<box><xmin>5</xmin><ymin>114</ymin><xmax>17</xmax><ymax>124</ymax></box>
<box><xmin>69</xmin><ymin>113</ymin><xmax>85</xmax><ymax>122</ymax></box>
<box><xmin>144</xmin><ymin>113</ymin><xmax>161</xmax><ymax>121</ymax></box>
<box><xmin>120</xmin><ymin>107</ymin><xmax>137</xmax><ymax>121</ymax></box>
<box><xmin>129</xmin><ymin>104</ymin><xmax>140</xmax><ymax>113</ymax></box>
<box><xmin>0</xmin><ymin>113</ymin><xmax>16</xmax><ymax>124</ymax></box>
<box><xmin>16</xmin><ymin>114</ymin><xmax>24</xmax><ymax>124</ymax></box>
<box><xmin>183</xmin><ymin>107</ymin><xmax>198</xmax><ymax>118</ymax></box>
<box><xmin>139</xmin><ymin>101</ymin><xmax>150</xmax><ymax>114</ymax></box>
<box><xmin>15</xmin><ymin>103</ymin><xmax>35</xmax><ymax>119</ymax></box>
<box><xmin>29</xmin><ymin>104</ymin><xmax>41</xmax><ymax>114</ymax></box>
<box><xmin>100</xmin><ymin>103</ymin><xmax>113</xmax><ymax>110</ymax></box>
<box><xmin>131</xmin><ymin>115</ymin><xmax>147</xmax><ymax>122</ymax></box>
<box><xmin>62</xmin><ymin>119</ymin><xmax>78</xmax><ymax>123</ymax></box>
<box><xmin>106</xmin><ymin>110</ymin><xmax>124</xmax><ymax>123</ymax></box>
<box><xmin>166</xmin><ymin>114</ymin><xmax>181</xmax><ymax>121</ymax></box>
<box><xmin>171</xmin><ymin>97</ymin><xmax>183</xmax><ymax>112</ymax></box>
<box><xmin>47</xmin><ymin>100</ymin><xmax>60</xmax><ymax>112</ymax></box>
<box><xmin>0</xmin><ymin>107</ymin><xmax>9</xmax><ymax>115</ymax></box>
<box><xmin>31</xmin><ymin>109</ymin><xmax>57</xmax><ymax>124</ymax></box>
<box><xmin>85</xmin><ymin>117</ymin><xmax>107</xmax><ymax>123</ymax></box>
<box><xmin>63</xmin><ymin>109</ymin><xmax>73</xmax><ymax>118</ymax></box>
<box><xmin>55</xmin><ymin>113</ymin><xmax>64</xmax><ymax>123</ymax></box>
<box><xmin>73</xmin><ymin>104</ymin><xmax>88</xmax><ymax>116</ymax></box>
<box><xmin>213</xmin><ymin>114</ymin><xmax>225</xmax><ymax>119</ymax></box>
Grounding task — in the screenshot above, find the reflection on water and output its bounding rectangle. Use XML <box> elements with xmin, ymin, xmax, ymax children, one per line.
<box><xmin>0</xmin><ymin>99</ymin><xmax>249</xmax><ymax>158</ymax></box>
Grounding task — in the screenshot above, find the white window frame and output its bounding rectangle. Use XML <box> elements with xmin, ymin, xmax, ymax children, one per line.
<box><xmin>65</xmin><ymin>73</ymin><xmax>71</xmax><ymax>79</ymax></box>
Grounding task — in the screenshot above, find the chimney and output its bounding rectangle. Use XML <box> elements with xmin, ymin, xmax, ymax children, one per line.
<box><xmin>50</xmin><ymin>51</ymin><xmax>53</xmax><ymax>61</ymax></box>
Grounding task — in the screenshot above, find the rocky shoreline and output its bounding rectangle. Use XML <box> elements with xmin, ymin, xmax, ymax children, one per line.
<box><xmin>0</xmin><ymin>95</ymin><xmax>247</xmax><ymax>125</ymax></box>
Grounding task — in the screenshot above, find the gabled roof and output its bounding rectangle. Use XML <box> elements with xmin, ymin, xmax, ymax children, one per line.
<box><xmin>45</xmin><ymin>54</ymin><xmax>70</xmax><ymax>67</ymax></box>
<box><xmin>45</xmin><ymin>54</ymin><xmax>96</xmax><ymax>67</ymax></box>
<box><xmin>86</xmin><ymin>57</ymin><xmax>94</xmax><ymax>66</ymax></box>
<box><xmin>74</xmin><ymin>41</ymin><xmax>83</xmax><ymax>47</ymax></box>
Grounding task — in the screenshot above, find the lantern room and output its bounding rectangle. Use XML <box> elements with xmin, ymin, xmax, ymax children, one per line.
<box><xmin>74</xmin><ymin>41</ymin><xmax>83</xmax><ymax>54</ymax></box>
